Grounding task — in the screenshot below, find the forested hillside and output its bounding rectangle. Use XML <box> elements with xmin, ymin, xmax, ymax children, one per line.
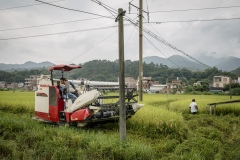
<box><xmin>0</xmin><ymin>60</ymin><xmax>238</xmax><ymax>84</ymax></box>
<box><xmin>0</xmin><ymin>69</ymin><xmax>49</xmax><ymax>83</ymax></box>
<box><xmin>231</xmin><ymin>67</ymin><xmax>240</xmax><ymax>76</ymax></box>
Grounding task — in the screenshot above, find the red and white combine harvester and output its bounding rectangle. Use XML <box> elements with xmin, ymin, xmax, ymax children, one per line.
<box><xmin>34</xmin><ymin>64</ymin><xmax>143</xmax><ymax>127</ymax></box>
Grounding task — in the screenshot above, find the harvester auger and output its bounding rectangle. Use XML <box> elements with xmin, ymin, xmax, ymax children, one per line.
<box><xmin>34</xmin><ymin>64</ymin><xmax>143</xmax><ymax>127</ymax></box>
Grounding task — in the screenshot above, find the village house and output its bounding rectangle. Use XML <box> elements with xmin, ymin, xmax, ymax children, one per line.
<box><xmin>213</xmin><ymin>76</ymin><xmax>230</xmax><ymax>88</ymax></box>
<box><xmin>0</xmin><ymin>81</ymin><xmax>6</xmax><ymax>88</ymax></box>
<box><xmin>125</xmin><ymin>77</ymin><xmax>137</xmax><ymax>88</ymax></box>
<box><xmin>193</xmin><ymin>81</ymin><xmax>202</xmax><ymax>86</ymax></box>
<box><xmin>24</xmin><ymin>75</ymin><xmax>40</xmax><ymax>90</ymax></box>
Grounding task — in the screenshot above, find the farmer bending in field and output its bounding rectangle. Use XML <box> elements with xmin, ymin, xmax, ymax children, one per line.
<box><xmin>189</xmin><ymin>99</ymin><xmax>198</xmax><ymax>114</ymax></box>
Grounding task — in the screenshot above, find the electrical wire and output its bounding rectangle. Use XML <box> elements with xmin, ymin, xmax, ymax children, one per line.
<box><xmin>148</xmin><ymin>17</ymin><xmax>240</xmax><ymax>24</ymax></box>
<box><xmin>144</xmin><ymin>31</ymin><xmax>191</xmax><ymax>84</ymax></box>
<box><xmin>0</xmin><ymin>17</ymin><xmax>105</xmax><ymax>32</ymax></box>
<box><xmin>133</xmin><ymin>17</ymin><xmax>176</xmax><ymax>65</ymax></box>
<box><xmin>124</xmin><ymin>16</ymin><xmax>211</xmax><ymax>68</ymax></box>
<box><xmin>0</xmin><ymin>25</ymin><xmax>122</xmax><ymax>40</ymax></box>
<box><xmin>146</xmin><ymin>18</ymin><xmax>193</xmax><ymax>69</ymax></box>
<box><xmin>142</xmin><ymin>17</ymin><xmax>180</xmax><ymax>65</ymax></box>
<box><xmin>67</xmin><ymin>29</ymin><xmax>118</xmax><ymax>63</ymax></box>
<box><xmin>35</xmin><ymin>0</ymin><xmax>114</xmax><ymax>19</ymax></box>
<box><xmin>91</xmin><ymin>0</ymin><xmax>117</xmax><ymax>15</ymax></box>
<box><xmin>150</xmin><ymin>5</ymin><xmax>240</xmax><ymax>13</ymax></box>
<box><xmin>144</xmin><ymin>18</ymin><xmax>192</xmax><ymax>84</ymax></box>
<box><xmin>145</xmin><ymin>35</ymin><xmax>180</xmax><ymax>68</ymax></box>
<box><xmin>0</xmin><ymin>0</ymin><xmax>66</xmax><ymax>11</ymax></box>
<box><xmin>92</xmin><ymin>0</ymin><xmax>117</xmax><ymax>12</ymax></box>
<box><xmin>124</xmin><ymin>25</ymin><xmax>136</xmax><ymax>47</ymax></box>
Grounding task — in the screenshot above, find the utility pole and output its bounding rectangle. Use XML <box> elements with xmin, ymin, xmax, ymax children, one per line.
<box><xmin>117</xmin><ymin>8</ymin><xmax>126</xmax><ymax>141</ymax></box>
<box><xmin>166</xmin><ymin>78</ymin><xmax>168</xmax><ymax>98</ymax></box>
<box><xmin>13</xmin><ymin>74</ymin><xmax>16</xmax><ymax>93</ymax></box>
<box><xmin>229</xmin><ymin>77</ymin><xmax>232</xmax><ymax>99</ymax></box>
<box><xmin>139</xmin><ymin>0</ymin><xmax>143</xmax><ymax>101</ymax></box>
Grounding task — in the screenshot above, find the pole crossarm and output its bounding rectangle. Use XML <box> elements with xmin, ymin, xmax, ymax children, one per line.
<box><xmin>115</xmin><ymin>10</ymin><xmax>126</xmax><ymax>22</ymax></box>
<box><xmin>129</xmin><ymin>2</ymin><xmax>149</xmax><ymax>22</ymax></box>
<box><xmin>129</xmin><ymin>2</ymin><xmax>148</xmax><ymax>14</ymax></box>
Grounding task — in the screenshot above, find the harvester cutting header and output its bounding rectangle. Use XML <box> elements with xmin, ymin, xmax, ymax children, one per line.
<box><xmin>34</xmin><ymin>64</ymin><xmax>143</xmax><ymax>127</ymax></box>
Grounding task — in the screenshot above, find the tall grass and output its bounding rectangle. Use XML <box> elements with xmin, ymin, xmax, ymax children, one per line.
<box><xmin>0</xmin><ymin>111</ymin><xmax>156</xmax><ymax>160</ymax></box>
<box><xmin>1</xmin><ymin>91</ymin><xmax>240</xmax><ymax>159</ymax></box>
<box><xmin>0</xmin><ymin>91</ymin><xmax>34</xmax><ymax>115</ymax></box>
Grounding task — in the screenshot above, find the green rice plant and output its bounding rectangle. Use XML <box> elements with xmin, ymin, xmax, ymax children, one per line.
<box><xmin>128</xmin><ymin>94</ymin><xmax>188</xmax><ymax>141</ymax></box>
<box><xmin>168</xmin><ymin>94</ymin><xmax>240</xmax><ymax>115</ymax></box>
<box><xmin>2</xmin><ymin>91</ymin><xmax>240</xmax><ymax>159</ymax></box>
<box><xmin>0</xmin><ymin>91</ymin><xmax>34</xmax><ymax>114</ymax></box>
<box><xmin>0</xmin><ymin>111</ymin><xmax>158</xmax><ymax>160</ymax></box>
<box><xmin>214</xmin><ymin>103</ymin><xmax>240</xmax><ymax>116</ymax></box>
<box><xmin>174</xmin><ymin>136</ymin><xmax>223</xmax><ymax>160</ymax></box>
<box><xmin>0</xmin><ymin>138</ymin><xmax>17</xmax><ymax>160</ymax></box>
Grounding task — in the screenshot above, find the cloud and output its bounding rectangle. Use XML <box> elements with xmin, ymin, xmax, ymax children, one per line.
<box><xmin>0</xmin><ymin>0</ymin><xmax>240</xmax><ymax>65</ymax></box>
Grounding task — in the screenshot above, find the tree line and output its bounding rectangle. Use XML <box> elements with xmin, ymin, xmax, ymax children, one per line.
<box><xmin>0</xmin><ymin>60</ymin><xmax>239</xmax><ymax>86</ymax></box>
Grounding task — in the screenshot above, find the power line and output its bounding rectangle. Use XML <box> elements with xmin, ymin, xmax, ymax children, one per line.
<box><xmin>142</xmin><ymin>17</ymin><xmax>180</xmax><ymax>66</ymax></box>
<box><xmin>67</xmin><ymin>29</ymin><xmax>118</xmax><ymax>63</ymax></box>
<box><xmin>125</xmin><ymin>17</ymin><xmax>210</xmax><ymax>68</ymax></box>
<box><xmin>143</xmin><ymin>30</ymin><xmax>191</xmax><ymax>85</ymax></box>
<box><xmin>0</xmin><ymin>17</ymin><xmax>105</xmax><ymax>32</ymax></box>
<box><xmin>143</xmin><ymin>33</ymin><xmax>180</xmax><ymax>68</ymax></box>
<box><xmin>35</xmin><ymin>0</ymin><xmax>114</xmax><ymax>19</ymax></box>
<box><xmin>91</xmin><ymin>0</ymin><xmax>117</xmax><ymax>15</ymax></box>
<box><xmin>144</xmin><ymin>17</ymin><xmax>197</xmax><ymax>70</ymax></box>
<box><xmin>125</xmin><ymin>25</ymin><xmax>136</xmax><ymax>47</ymax></box>
<box><xmin>150</xmin><ymin>5</ymin><xmax>240</xmax><ymax>13</ymax></box>
<box><xmin>92</xmin><ymin>0</ymin><xmax>117</xmax><ymax>12</ymax></box>
<box><xmin>142</xmin><ymin>27</ymin><xmax>211</xmax><ymax>68</ymax></box>
<box><xmin>0</xmin><ymin>0</ymin><xmax>65</xmax><ymax>11</ymax></box>
<box><xmin>142</xmin><ymin>18</ymin><xmax>192</xmax><ymax>84</ymax></box>
<box><xmin>148</xmin><ymin>17</ymin><xmax>240</xmax><ymax>24</ymax></box>
<box><xmin>0</xmin><ymin>25</ymin><xmax>124</xmax><ymax>41</ymax></box>
<box><xmin>135</xmin><ymin>17</ymin><xmax>187</xmax><ymax>70</ymax></box>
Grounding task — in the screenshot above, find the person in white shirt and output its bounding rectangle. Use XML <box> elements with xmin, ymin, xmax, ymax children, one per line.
<box><xmin>189</xmin><ymin>99</ymin><xmax>198</xmax><ymax>114</ymax></box>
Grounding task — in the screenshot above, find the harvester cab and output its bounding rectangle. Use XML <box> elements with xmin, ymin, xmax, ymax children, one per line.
<box><xmin>34</xmin><ymin>64</ymin><xmax>143</xmax><ymax>127</ymax></box>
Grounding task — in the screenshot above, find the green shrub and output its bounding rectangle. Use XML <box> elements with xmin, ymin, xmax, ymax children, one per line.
<box><xmin>232</xmin><ymin>88</ymin><xmax>240</xmax><ymax>95</ymax></box>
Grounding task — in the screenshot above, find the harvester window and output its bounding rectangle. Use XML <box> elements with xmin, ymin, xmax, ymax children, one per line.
<box><xmin>49</xmin><ymin>87</ymin><xmax>57</xmax><ymax>106</ymax></box>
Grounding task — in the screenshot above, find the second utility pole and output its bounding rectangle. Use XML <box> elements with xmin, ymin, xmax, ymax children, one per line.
<box><xmin>139</xmin><ymin>0</ymin><xmax>143</xmax><ymax>101</ymax></box>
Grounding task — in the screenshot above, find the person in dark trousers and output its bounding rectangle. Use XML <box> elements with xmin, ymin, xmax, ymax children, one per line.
<box><xmin>60</xmin><ymin>78</ymin><xmax>78</xmax><ymax>99</ymax></box>
<box><xmin>189</xmin><ymin>99</ymin><xmax>198</xmax><ymax>114</ymax></box>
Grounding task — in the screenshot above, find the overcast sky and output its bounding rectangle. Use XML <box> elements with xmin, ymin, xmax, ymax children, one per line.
<box><xmin>0</xmin><ymin>0</ymin><xmax>240</xmax><ymax>65</ymax></box>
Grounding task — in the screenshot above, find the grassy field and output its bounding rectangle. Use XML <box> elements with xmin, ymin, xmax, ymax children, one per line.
<box><xmin>0</xmin><ymin>91</ymin><xmax>240</xmax><ymax>159</ymax></box>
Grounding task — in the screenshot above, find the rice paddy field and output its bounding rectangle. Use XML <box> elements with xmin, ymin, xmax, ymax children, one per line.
<box><xmin>0</xmin><ymin>91</ymin><xmax>240</xmax><ymax>159</ymax></box>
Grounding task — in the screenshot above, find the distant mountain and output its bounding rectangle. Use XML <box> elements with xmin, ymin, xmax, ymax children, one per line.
<box><xmin>0</xmin><ymin>61</ymin><xmax>55</xmax><ymax>71</ymax></box>
<box><xmin>143</xmin><ymin>55</ymin><xmax>240</xmax><ymax>72</ymax></box>
<box><xmin>215</xmin><ymin>56</ymin><xmax>240</xmax><ymax>71</ymax></box>
<box><xmin>143</xmin><ymin>55</ymin><xmax>207</xmax><ymax>71</ymax></box>
<box><xmin>192</xmin><ymin>53</ymin><xmax>240</xmax><ymax>71</ymax></box>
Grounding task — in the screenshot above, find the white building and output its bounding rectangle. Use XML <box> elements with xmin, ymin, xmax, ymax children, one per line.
<box><xmin>213</xmin><ymin>76</ymin><xmax>230</xmax><ymax>88</ymax></box>
<box><xmin>149</xmin><ymin>85</ymin><xmax>167</xmax><ymax>93</ymax></box>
